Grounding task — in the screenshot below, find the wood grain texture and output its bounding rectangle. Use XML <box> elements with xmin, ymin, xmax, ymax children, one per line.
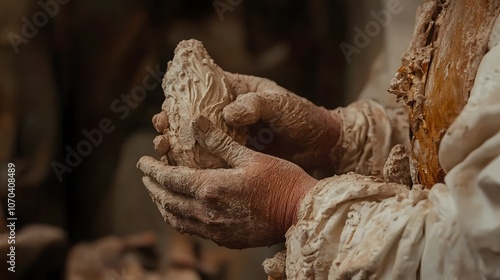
<box><xmin>389</xmin><ymin>0</ymin><xmax>500</xmax><ymax>188</ymax></box>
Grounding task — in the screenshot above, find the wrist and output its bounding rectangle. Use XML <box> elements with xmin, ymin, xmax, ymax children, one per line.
<box><xmin>265</xmin><ymin>161</ymin><xmax>318</xmax><ymax>238</ymax></box>
<box><xmin>283</xmin><ymin>174</ymin><xmax>317</xmax><ymax>232</ymax></box>
<box><xmin>317</xmin><ymin>108</ymin><xmax>344</xmax><ymax>170</ymax></box>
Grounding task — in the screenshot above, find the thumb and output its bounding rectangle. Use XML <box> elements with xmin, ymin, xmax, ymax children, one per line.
<box><xmin>192</xmin><ymin>115</ymin><xmax>255</xmax><ymax>167</ymax></box>
<box><xmin>223</xmin><ymin>92</ymin><xmax>262</xmax><ymax>126</ymax></box>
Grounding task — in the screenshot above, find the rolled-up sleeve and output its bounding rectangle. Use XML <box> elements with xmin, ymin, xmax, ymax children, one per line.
<box><xmin>285</xmin><ymin>174</ymin><xmax>432</xmax><ymax>279</ymax></box>
<box><xmin>285</xmin><ymin>158</ymin><xmax>499</xmax><ymax>279</ymax></box>
<box><xmin>332</xmin><ymin>100</ymin><xmax>393</xmax><ymax>178</ymax></box>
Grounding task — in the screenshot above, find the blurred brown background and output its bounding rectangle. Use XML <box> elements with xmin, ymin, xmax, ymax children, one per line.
<box><xmin>0</xmin><ymin>0</ymin><xmax>419</xmax><ymax>279</ymax></box>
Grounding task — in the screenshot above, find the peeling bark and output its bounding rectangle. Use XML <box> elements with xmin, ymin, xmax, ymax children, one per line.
<box><xmin>389</xmin><ymin>0</ymin><xmax>500</xmax><ymax>187</ymax></box>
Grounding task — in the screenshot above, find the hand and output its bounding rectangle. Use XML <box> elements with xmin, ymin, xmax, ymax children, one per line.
<box><xmin>137</xmin><ymin>116</ymin><xmax>317</xmax><ymax>249</ymax></box>
<box><xmin>222</xmin><ymin>72</ymin><xmax>342</xmax><ymax>170</ymax></box>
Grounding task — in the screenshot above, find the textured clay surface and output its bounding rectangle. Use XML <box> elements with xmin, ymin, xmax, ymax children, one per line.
<box><xmin>263</xmin><ymin>250</ymin><xmax>286</xmax><ymax>279</ymax></box>
<box><xmin>160</xmin><ymin>39</ymin><xmax>247</xmax><ymax>168</ymax></box>
<box><xmin>389</xmin><ymin>0</ymin><xmax>500</xmax><ymax>187</ymax></box>
<box><xmin>383</xmin><ymin>144</ymin><xmax>412</xmax><ymax>186</ymax></box>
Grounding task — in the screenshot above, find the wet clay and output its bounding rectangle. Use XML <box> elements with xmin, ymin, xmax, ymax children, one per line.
<box><xmin>158</xmin><ymin>39</ymin><xmax>247</xmax><ymax>168</ymax></box>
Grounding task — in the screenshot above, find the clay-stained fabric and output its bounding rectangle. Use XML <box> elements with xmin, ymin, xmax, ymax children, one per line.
<box><xmin>283</xmin><ymin>23</ymin><xmax>500</xmax><ymax>279</ymax></box>
<box><xmin>332</xmin><ymin>100</ymin><xmax>393</xmax><ymax>178</ymax></box>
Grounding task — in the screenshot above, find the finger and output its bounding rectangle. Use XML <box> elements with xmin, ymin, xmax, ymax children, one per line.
<box><xmin>138</xmin><ymin>156</ymin><xmax>235</xmax><ymax>198</ymax></box>
<box><xmin>143</xmin><ymin>176</ymin><xmax>224</xmax><ymax>225</ymax></box>
<box><xmin>155</xmin><ymin>201</ymin><xmax>221</xmax><ymax>241</ymax></box>
<box><xmin>192</xmin><ymin>116</ymin><xmax>257</xmax><ymax>167</ymax></box>
<box><xmin>137</xmin><ymin>156</ymin><xmax>203</xmax><ymax>197</ymax></box>
<box><xmin>222</xmin><ymin>92</ymin><xmax>262</xmax><ymax>126</ymax></box>
<box><xmin>160</xmin><ymin>206</ymin><xmax>225</xmax><ymax>243</ymax></box>
<box><xmin>153</xmin><ymin>135</ymin><xmax>170</xmax><ymax>155</ymax></box>
<box><xmin>223</xmin><ymin>91</ymin><xmax>293</xmax><ymax>127</ymax></box>
<box><xmin>161</xmin><ymin>208</ymin><xmax>202</xmax><ymax>236</ymax></box>
<box><xmin>152</xmin><ymin>111</ymin><xmax>169</xmax><ymax>133</ymax></box>
<box><xmin>144</xmin><ymin>176</ymin><xmax>199</xmax><ymax>219</ymax></box>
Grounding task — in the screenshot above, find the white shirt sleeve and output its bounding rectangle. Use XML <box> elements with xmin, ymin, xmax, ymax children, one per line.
<box><xmin>284</xmin><ymin>17</ymin><xmax>500</xmax><ymax>280</ymax></box>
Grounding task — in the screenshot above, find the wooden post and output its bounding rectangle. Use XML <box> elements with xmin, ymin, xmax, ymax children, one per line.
<box><xmin>389</xmin><ymin>0</ymin><xmax>500</xmax><ymax>187</ymax></box>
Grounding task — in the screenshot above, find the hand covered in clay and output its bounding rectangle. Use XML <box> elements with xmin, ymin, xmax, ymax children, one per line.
<box><xmin>138</xmin><ymin>116</ymin><xmax>317</xmax><ymax>249</ymax></box>
<box><xmin>222</xmin><ymin>72</ymin><xmax>342</xmax><ymax>170</ymax></box>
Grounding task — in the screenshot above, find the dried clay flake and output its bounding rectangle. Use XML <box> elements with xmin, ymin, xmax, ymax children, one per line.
<box><xmin>159</xmin><ymin>39</ymin><xmax>247</xmax><ymax>168</ymax></box>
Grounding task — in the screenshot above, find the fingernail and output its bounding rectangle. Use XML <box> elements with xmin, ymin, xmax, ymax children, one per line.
<box><xmin>194</xmin><ymin>115</ymin><xmax>212</xmax><ymax>133</ymax></box>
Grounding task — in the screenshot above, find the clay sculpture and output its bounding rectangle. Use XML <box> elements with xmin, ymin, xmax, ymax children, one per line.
<box><xmin>155</xmin><ymin>39</ymin><xmax>247</xmax><ymax>168</ymax></box>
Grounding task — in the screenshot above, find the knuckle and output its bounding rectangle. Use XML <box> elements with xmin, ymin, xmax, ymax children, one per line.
<box><xmin>200</xmin><ymin>210</ymin><xmax>224</xmax><ymax>225</ymax></box>
<box><xmin>197</xmin><ymin>185</ymin><xmax>219</xmax><ymax>202</ymax></box>
<box><xmin>205</xmin><ymin>136</ymin><xmax>222</xmax><ymax>153</ymax></box>
<box><xmin>206</xmin><ymin>132</ymin><xmax>232</xmax><ymax>154</ymax></box>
